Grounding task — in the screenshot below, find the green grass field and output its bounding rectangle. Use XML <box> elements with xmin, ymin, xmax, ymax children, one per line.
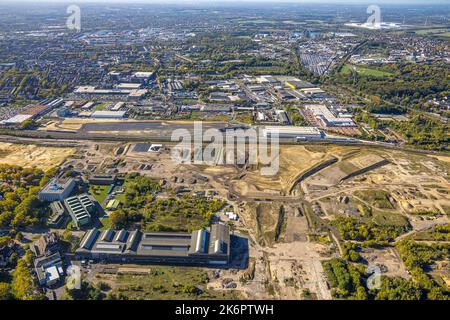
<box><xmin>112</xmin><ymin>179</ymin><xmax>131</xmax><ymax>204</ymax></box>
<box><xmin>414</xmin><ymin>28</ymin><xmax>450</xmax><ymax>38</ymax></box>
<box><xmin>93</xmin><ymin>102</ymin><xmax>109</xmax><ymax>111</ymax></box>
<box><xmin>89</xmin><ymin>183</ymin><xmax>126</xmax><ymax>206</ymax></box>
<box><xmin>372</xmin><ymin>211</ymin><xmax>410</xmax><ymax>228</ymax></box>
<box><xmin>341</xmin><ymin>64</ymin><xmax>394</xmax><ymax>78</ymax></box>
<box><xmin>99</xmin><ymin>217</ymin><xmax>112</xmax><ymax>230</ymax></box>
<box><xmin>114</xmin><ymin>192</ymin><xmax>126</xmax><ymax>203</ymax></box>
<box><xmin>111</xmin><ymin>266</ymin><xmax>239</xmax><ymax>300</ymax></box>
<box><xmin>354</xmin><ymin>189</ymin><xmax>396</xmax><ymax>210</ymax></box>
<box><xmin>89</xmin><ymin>185</ymin><xmax>110</xmax><ymax>204</ymax></box>
<box><xmin>438</xmin><ymin>32</ymin><xmax>450</xmax><ymax>38</ymax></box>
<box><xmin>235</xmin><ymin>112</ymin><xmax>254</xmax><ymax>125</ymax></box>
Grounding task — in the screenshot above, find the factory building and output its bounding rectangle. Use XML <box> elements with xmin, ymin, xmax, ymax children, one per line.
<box><xmin>115</xmin><ymin>83</ymin><xmax>142</xmax><ymax>90</ymax></box>
<box><xmin>64</xmin><ymin>194</ymin><xmax>96</xmax><ymax>228</ymax></box>
<box><xmin>91</xmin><ymin>111</ymin><xmax>127</xmax><ymax>119</ymax></box>
<box><xmin>21</xmin><ymin>105</ymin><xmax>52</xmax><ymax>118</ymax></box>
<box><xmin>130</xmin><ymin>72</ymin><xmax>155</xmax><ymax>84</ymax></box>
<box><xmin>1</xmin><ymin>114</ymin><xmax>33</xmax><ymax>125</ymax></box>
<box><xmin>38</xmin><ymin>178</ymin><xmax>76</xmax><ymax>202</ymax></box>
<box><xmin>256</xmin><ymin>75</ymin><xmax>280</xmax><ymax>84</ymax></box>
<box><xmin>1</xmin><ymin>99</ymin><xmax>64</xmax><ymax>125</ymax></box>
<box><xmin>89</xmin><ymin>174</ymin><xmax>117</xmax><ymax>186</ymax></box>
<box><xmin>132</xmin><ymin>71</ymin><xmax>154</xmax><ymax>80</ymax></box>
<box><xmin>81</xmin><ymin>102</ymin><xmax>95</xmax><ymax>110</ymax></box>
<box><xmin>111</xmin><ymin>102</ymin><xmax>125</xmax><ymax>111</ymax></box>
<box><xmin>74</xmin><ymin>86</ymin><xmax>147</xmax><ymax>100</ymax></box>
<box><xmin>284</xmin><ymin>79</ymin><xmax>315</xmax><ymax>90</ymax></box>
<box><xmin>76</xmin><ymin>224</ymin><xmax>231</xmax><ymax>266</ymax></box>
<box><xmin>262</xmin><ymin>126</ymin><xmax>324</xmax><ymax>140</ymax></box>
<box><xmin>127</xmin><ymin>89</ymin><xmax>148</xmax><ymax>100</ymax></box>
<box><xmin>304</xmin><ymin>104</ymin><xmax>356</xmax><ymax>127</ymax></box>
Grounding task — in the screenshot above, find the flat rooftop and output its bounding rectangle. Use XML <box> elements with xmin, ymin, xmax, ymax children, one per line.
<box><xmin>40</xmin><ymin>178</ymin><xmax>75</xmax><ymax>194</ymax></box>
<box><xmin>2</xmin><ymin>114</ymin><xmax>33</xmax><ymax>124</ymax></box>
<box><xmin>91</xmin><ymin>111</ymin><xmax>127</xmax><ymax>118</ymax></box>
<box><xmin>77</xmin><ymin>224</ymin><xmax>230</xmax><ymax>260</ymax></box>
<box><xmin>133</xmin><ymin>72</ymin><xmax>154</xmax><ymax>78</ymax></box>
<box><xmin>116</xmin><ymin>83</ymin><xmax>142</xmax><ymax>89</ymax></box>
<box><xmin>263</xmin><ymin>126</ymin><xmax>322</xmax><ymax>135</ymax></box>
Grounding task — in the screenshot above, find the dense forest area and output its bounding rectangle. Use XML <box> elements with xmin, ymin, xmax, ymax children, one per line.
<box><xmin>333</xmin><ymin>62</ymin><xmax>449</xmax><ymax>111</ymax></box>
<box><xmin>354</xmin><ymin>111</ymin><xmax>449</xmax><ymax>151</ymax></box>
<box><xmin>0</xmin><ymin>165</ymin><xmax>56</xmax><ymax>229</ymax></box>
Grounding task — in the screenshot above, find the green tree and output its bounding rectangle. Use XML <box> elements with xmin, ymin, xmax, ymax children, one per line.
<box><xmin>374</xmin><ymin>277</ymin><xmax>422</xmax><ymax>300</ymax></box>
<box><xmin>0</xmin><ymin>283</ymin><xmax>13</xmax><ymax>300</ymax></box>
<box><xmin>109</xmin><ymin>210</ymin><xmax>127</xmax><ymax>229</ymax></box>
<box><xmin>11</xmin><ymin>259</ymin><xmax>43</xmax><ymax>300</ymax></box>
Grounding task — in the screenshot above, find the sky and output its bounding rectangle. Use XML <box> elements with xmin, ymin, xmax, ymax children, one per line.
<box><xmin>2</xmin><ymin>0</ymin><xmax>449</xmax><ymax>4</ymax></box>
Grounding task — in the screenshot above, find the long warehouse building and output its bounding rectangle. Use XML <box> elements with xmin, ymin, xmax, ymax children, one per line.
<box><xmin>75</xmin><ymin>224</ymin><xmax>231</xmax><ymax>266</ymax></box>
<box><xmin>262</xmin><ymin>126</ymin><xmax>324</xmax><ymax>140</ymax></box>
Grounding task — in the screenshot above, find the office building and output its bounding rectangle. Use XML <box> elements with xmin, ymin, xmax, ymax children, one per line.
<box><xmin>38</xmin><ymin>178</ymin><xmax>76</xmax><ymax>202</ymax></box>
<box><xmin>34</xmin><ymin>252</ymin><xmax>64</xmax><ymax>286</ymax></box>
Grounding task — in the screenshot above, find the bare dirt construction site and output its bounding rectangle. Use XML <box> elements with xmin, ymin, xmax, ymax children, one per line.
<box><xmin>16</xmin><ymin>137</ymin><xmax>449</xmax><ymax>300</ymax></box>
<box><xmin>0</xmin><ymin>142</ymin><xmax>76</xmax><ymax>170</ymax></box>
<box><xmin>229</xmin><ymin>145</ymin><xmax>354</xmax><ymax>199</ymax></box>
<box><xmin>196</xmin><ymin>145</ymin><xmax>450</xmax><ymax>299</ymax></box>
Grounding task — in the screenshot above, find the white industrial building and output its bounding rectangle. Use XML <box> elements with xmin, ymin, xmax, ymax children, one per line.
<box><xmin>256</xmin><ymin>111</ymin><xmax>267</xmax><ymax>121</ymax></box>
<box><xmin>256</xmin><ymin>75</ymin><xmax>279</xmax><ymax>84</ymax></box>
<box><xmin>111</xmin><ymin>102</ymin><xmax>125</xmax><ymax>111</ymax></box>
<box><xmin>304</xmin><ymin>104</ymin><xmax>355</xmax><ymax>127</ymax></box>
<box><xmin>115</xmin><ymin>83</ymin><xmax>142</xmax><ymax>90</ymax></box>
<box><xmin>1</xmin><ymin>114</ymin><xmax>33</xmax><ymax>125</ymax></box>
<box><xmin>127</xmin><ymin>89</ymin><xmax>147</xmax><ymax>100</ymax></box>
<box><xmin>82</xmin><ymin>101</ymin><xmax>95</xmax><ymax>110</ymax></box>
<box><xmin>133</xmin><ymin>71</ymin><xmax>154</xmax><ymax>79</ymax></box>
<box><xmin>91</xmin><ymin>110</ymin><xmax>127</xmax><ymax>118</ymax></box>
<box><xmin>262</xmin><ymin>126</ymin><xmax>324</xmax><ymax>140</ymax></box>
<box><xmin>34</xmin><ymin>252</ymin><xmax>64</xmax><ymax>287</ymax></box>
<box><xmin>74</xmin><ymin>86</ymin><xmax>147</xmax><ymax>100</ymax></box>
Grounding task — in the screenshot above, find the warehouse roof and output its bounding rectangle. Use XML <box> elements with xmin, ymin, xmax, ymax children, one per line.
<box><xmin>263</xmin><ymin>126</ymin><xmax>322</xmax><ymax>135</ymax></box>
<box><xmin>133</xmin><ymin>71</ymin><xmax>154</xmax><ymax>78</ymax></box>
<box><xmin>2</xmin><ymin>114</ymin><xmax>33</xmax><ymax>124</ymax></box>
<box><xmin>77</xmin><ymin>224</ymin><xmax>231</xmax><ymax>259</ymax></box>
<box><xmin>116</xmin><ymin>83</ymin><xmax>142</xmax><ymax>89</ymax></box>
<box><xmin>91</xmin><ymin>110</ymin><xmax>127</xmax><ymax>118</ymax></box>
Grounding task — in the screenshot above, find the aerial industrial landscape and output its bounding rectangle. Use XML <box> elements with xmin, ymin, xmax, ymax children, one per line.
<box><xmin>0</xmin><ymin>0</ymin><xmax>449</xmax><ymax>304</ymax></box>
